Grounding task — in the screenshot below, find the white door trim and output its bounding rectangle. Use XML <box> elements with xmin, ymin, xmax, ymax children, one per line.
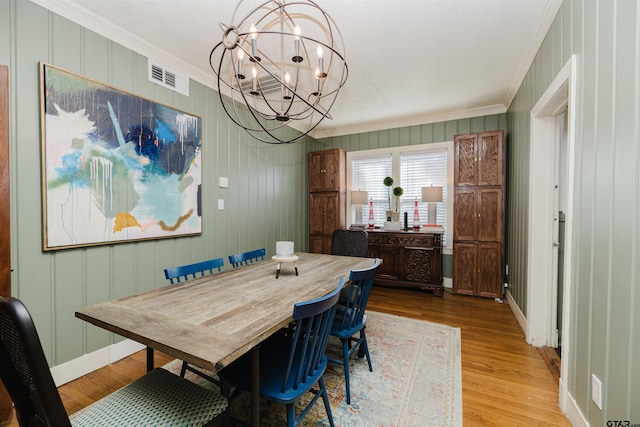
<box><xmin>527</xmin><ymin>55</ymin><xmax>577</xmax><ymax>413</ymax></box>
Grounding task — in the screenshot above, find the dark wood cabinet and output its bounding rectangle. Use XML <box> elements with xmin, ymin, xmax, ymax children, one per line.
<box><xmin>453</xmin><ymin>130</ymin><xmax>504</xmax><ymax>299</ymax></box>
<box><xmin>309</xmin><ymin>148</ymin><xmax>345</xmax><ymax>192</ymax></box>
<box><xmin>309</xmin><ymin>149</ymin><xmax>346</xmax><ymax>254</ymax></box>
<box><xmin>367</xmin><ymin>230</ymin><xmax>443</xmax><ymax>296</ymax></box>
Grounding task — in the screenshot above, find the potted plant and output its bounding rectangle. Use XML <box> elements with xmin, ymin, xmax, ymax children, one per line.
<box><xmin>383</xmin><ymin>176</ymin><xmax>403</xmax><ymax>222</ymax></box>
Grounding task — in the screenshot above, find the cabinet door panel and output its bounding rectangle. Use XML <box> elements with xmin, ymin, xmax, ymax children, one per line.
<box><xmin>323</xmin><ymin>193</ymin><xmax>340</xmax><ymax>233</ymax></box>
<box><xmin>476</xmin><ymin>243</ymin><xmax>502</xmax><ymax>298</ymax></box>
<box><xmin>371</xmin><ymin>245</ymin><xmax>403</xmax><ymax>281</ymax></box>
<box><xmin>309</xmin><ymin>152</ymin><xmax>323</xmax><ymax>192</ymax></box>
<box><xmin>404</xmin><ymin>247</ymin><xmax>437</xmax><ymax>284</ymax></box>
<box><xmin>309</xmin><ymin>194</ymin><xmax>324</xmax><ymax>234</ymax></box>
<box><xmin>453</xmin><ymin>243</ymin><xmax>475</xmax><ymax>295</ymax></box>
<box><xmin>477</xmin><ymin>188</ymin><xmax>503</xmax><ymax>242</ymax></box>
<box><xmin>323</xmin><ymin>150</ymin><xmax>339</xmax><ymax>191</ymax></box>
<box><xmin>477</xmin><ymin>131</ymin><xmax>503</xmax><ymax>186</ymax></box>
<box><xmin>454</xmin><ymin>188</ymin><xmax>476</xmax><ymax>241</ymax></box>
<box><xmin>309</xmin><ymin>235</ymin><xmax>324</xmax><ymax>254</ymax></box>
<box><xmin>454</xmin><ymin>133</ymin><xmax>477</xmax><ymax>186</ymax></box>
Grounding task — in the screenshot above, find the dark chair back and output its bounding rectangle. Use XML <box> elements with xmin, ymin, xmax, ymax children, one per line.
<box><xmin>228</xmin><ymin>248</ymin><xmax>266</xmax><ymax>268</ymax></box>
<box><xmin>280</xmin><ymin>278</ymin><xmax>344</xmax><ymax>394</ymax></box>
<box><xmin>0</xmin><ymin>297</ymin><xmax>72</xmax><ymax>427</ymax></box>
<box><xmin>164</xmin><ymin>257</ymin><xmax>224</xmax><ymax>284</ymax></box>
<box><xmin>330</xmin><ymin>230</ymin><xmax>369</xmax><ymax>257</ymax></box>
<box><xmin>334</xmin><ymin>258</ymin><xmax>381</xmax><ymax>334</ymax></box>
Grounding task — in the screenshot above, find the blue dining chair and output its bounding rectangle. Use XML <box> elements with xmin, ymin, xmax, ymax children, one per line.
<box><xmin>228</xmin><ymin>248</ymin><xmax>266</xmax><ymax>268</ymax></box>
<box><xmin>218</xmin><ymin>279</ymin><xmax>345</xmax><ymax>427</ymax></box>
<box><xmin>164</xmin><ymin>257</ymin><xmax>225</xmax><ymax>385</ymax></box>
<box><xmin>329</xmin><ymin>258</ymin><xmax>381</xmax><ymax>404</ymax></box>
<box><xmin>164</xmin><ymin>257</ymin><xmax>224</xmax><ymax>284</ymax></box>
<box><xmin>0</xmin><ymin>297</ymin><xmax>229</xmax><ymax>427</ymax></box>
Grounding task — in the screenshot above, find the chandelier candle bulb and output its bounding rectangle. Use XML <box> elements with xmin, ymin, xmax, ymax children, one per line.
<box><xmin>292</xmin><ymin>25</ymin><xmax>303</xmax><ymax>62</ymax></box>
<box><xmin>283</xmin><ymin>72</ymin><xmax>292</xmax><ymax>99</ymax></box>
<box><xmin>317</xmin><ymin>45</ymin><xmax>327</xmax><ymax>78</ymax></box>
<box><xmin>236</xmin><ymin>49</ymin><xmax>245</xmax><ymax>79</ymax></box>
<box><xmin>250</xmin><ymin>66</ymin><xmax>259</xmax><ymax>95</ymax></box>
<box><xmin>249</xmin><ymin>24</ymin><xmax>260</xmax><ymax>62</ymax></box>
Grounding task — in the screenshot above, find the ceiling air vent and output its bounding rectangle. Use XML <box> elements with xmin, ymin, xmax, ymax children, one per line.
<box><xmin>236</xmin><ymin>72</ymin><xmax>282</xmax><ymax>95</ymax></box>
<box><xmin>148</xmin><ymin>60</ymin><xmax>189</xmax><ymax>96</ymax></box>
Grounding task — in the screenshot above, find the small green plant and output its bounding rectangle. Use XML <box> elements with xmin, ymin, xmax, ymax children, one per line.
<box><xmin>383</xmin><ymin>176</ymin><xmax>403</xmax><ymax>213</ymax></box>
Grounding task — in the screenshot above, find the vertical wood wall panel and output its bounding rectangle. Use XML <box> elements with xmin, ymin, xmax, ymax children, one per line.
<box><xmin>507</xmin><ymin>0</ymin><xmax>639</xmax><ymax>423</ymax></box>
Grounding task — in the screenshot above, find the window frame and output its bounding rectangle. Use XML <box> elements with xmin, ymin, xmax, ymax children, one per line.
<box><xmin>346</xmin><ymin>141</ymin><xmax>454</xmax><ymax>254</ymax></box>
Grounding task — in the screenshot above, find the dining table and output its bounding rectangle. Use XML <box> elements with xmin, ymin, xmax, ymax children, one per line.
<box><xmin>76</xmin><ymin>252</ymin><xmax>375</xmax><ymax>426</ymax></box>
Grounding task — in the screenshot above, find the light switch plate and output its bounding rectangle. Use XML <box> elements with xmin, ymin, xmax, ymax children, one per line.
<box><xmin>219</xmin><ymin>177</ymin><xmax>229</xmax><ymax>188</ymax></box>
<box><xmin>218</xmin><ymin>199</ymin><xmax>224</xmax><ymax>210</ymax></box>
<box><xmin>591</xmin><ymin>374</ymin><xmax>602</xmax><ymax>409</ymax></box>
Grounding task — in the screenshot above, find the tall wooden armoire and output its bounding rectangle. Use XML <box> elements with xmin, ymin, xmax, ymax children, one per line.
<box><xmin>453</xmin><ymin>130</ymin><xmax>505</xmax><ymax>298</ymax></box>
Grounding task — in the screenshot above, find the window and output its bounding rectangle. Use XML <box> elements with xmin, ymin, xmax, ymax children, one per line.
<box><xmin>347</xmin><ymin>141</ymin><xmax>453</xmax><ymax>250</ymax></box>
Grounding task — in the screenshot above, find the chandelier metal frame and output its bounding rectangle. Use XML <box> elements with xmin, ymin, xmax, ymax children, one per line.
<box><xmin>209</xmin><ymin>0</ymin><xmax>348</xmax><ymax>144</ymax></box>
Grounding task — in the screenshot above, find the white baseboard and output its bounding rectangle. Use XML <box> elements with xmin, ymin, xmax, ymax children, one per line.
<box><xmin>505</xmin><ymin>290</ymin><xmax>530</xmax><ymax>343</ymax></box>
<box><xmin>560</xmin><ymin>378</ymin><xmax>589</xmax><ymax>427</ymax></box>
<box><xmin>50</xmin><ymin>339</ymin><xmax>145</xmax><ymax>387</ymax></box>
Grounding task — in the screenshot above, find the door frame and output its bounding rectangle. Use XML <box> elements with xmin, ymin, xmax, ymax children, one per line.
<box><xmin>526</xmin><ymin>55</ymin><xmax>576</xmax><ymax>410</ymax></box>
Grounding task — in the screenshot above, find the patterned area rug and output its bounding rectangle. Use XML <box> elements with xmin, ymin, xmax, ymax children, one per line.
<box><xmin>162</xmin><ymin>311</ymin><xmax>462</xmax><ymax>427</ymax></box>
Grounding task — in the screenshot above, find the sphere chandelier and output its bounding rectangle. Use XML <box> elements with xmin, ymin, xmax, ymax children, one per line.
<box><xmin>209</xmin><ymin>0</ymin><xmax>348</xmax><ymax>144</ymax></box>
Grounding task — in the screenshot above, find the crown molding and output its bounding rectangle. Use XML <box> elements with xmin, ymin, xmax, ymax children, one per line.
<box><xmin>309</xmin><ymin>104</ymin><xmax>507</xmax><ymax>140</ymax></box>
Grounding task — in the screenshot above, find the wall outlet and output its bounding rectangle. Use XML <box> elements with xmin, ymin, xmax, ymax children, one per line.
<box><xmin>217</xmin><ymin>199</ymin><xmax>224</xmax><ymax>210</ymax></box>
<box><xmin>591</xmin><ymin>374</ymin><xmax>603</xmax><ymax>409</ymax></box>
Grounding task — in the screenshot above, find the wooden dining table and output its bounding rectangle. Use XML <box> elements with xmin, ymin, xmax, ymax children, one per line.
<box><xmin>76</xmin><ymin>252</ymin><xmax>375</xmax><ymax>426</ymax></box>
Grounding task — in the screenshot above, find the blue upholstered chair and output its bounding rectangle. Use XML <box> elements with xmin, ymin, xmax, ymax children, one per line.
<box><xmin>164</xmin><ymin>257</ymin><xmax>225</xmax><ymax>385</ymax></box>
<box><xmin>164</xmin><ymin>257</ymin><xmax>224</xmax><ymax>284</ymax></box>
<box><xmin>328</xmin><ymin>258</ymin><xmax>381</xmax><ymax>404</ymax></box>
<box><xmin>219</xmin><ymin>279</ymin><xmax>345</xmax><ymax>427</ymax></box>
<box><xmin>228</xmin><ymin>248</ymin><xmax>266</xmax><ymax>268</ymax></box>
<box><xmin>0</xmin><ymin>297</ymin><xmax>228</xmax><ymax>427</ymax></box>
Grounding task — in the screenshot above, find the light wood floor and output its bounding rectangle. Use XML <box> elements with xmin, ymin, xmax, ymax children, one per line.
<box><xmin>4</xmin><ymin>286</ymin><xmax>571</xmax><ymax>426</ymax></box>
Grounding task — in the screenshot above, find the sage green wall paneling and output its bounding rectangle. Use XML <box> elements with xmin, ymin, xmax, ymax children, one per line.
<box><xmin>7</xmin><ymin>1</ymin><xmax>310</xmax><ymax>367</ymax></box>
<box><xmin>13</xmin><ymin>0</ymin><xmax>55</xmax><ymax>359</ymax></box>
<box><xmin>0</xmin><ymin>1</ymin><xmax>9</xmax><ymax>65</ymax></box>
<box><xmin>49</xmin><ymin>15</ymin><xmax>88</xmax><ymax>364</ymax></box>
<box><xmin>507</xmin><ymin>0</ymin><xmax>640</xmax><ymax>423</ymax></box>
<box><xmin>608</xmin><ymin>0</ymin><xmax>638</xmax><ymax>418</ymax></box>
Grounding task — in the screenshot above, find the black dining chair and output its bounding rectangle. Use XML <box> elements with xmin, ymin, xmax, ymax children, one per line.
<box><xmin>0</xmin><ymin>296</ymin><xmax>228</xmax><ymax>427</ymax></box>
<box><xmin>329</xmin><ymin>258</ymin><xmax>381</xmax><ymax>404</ymax></box>
<box><xmin>228</xmin><ymin>248</ymin><xmax>266</xmax><ymax>268</ymax></box>
<box><xmin>330</xmin><ymin>229</ymin><xmax>369</xmax><ymax>257</ymax></box>
<box><xmin>219</xmin><ymin>279</ymin><xmax>345</xmax><ymax>427</ymax></box>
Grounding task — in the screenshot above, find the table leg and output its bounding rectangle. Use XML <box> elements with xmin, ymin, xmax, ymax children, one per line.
<box><xmin>276</xmin><ymin>262</ymin><xmax>281</xmax><ymax>279</ymax></box>
<box><xmin>146</xmin><ymin>347</ymin><xmax>154</xmax><ymax>371</ymax></box>
<box><xmin>251</xmin><ymin>347</ymin><xmax>260</xmax><ymax>426</ymax></box>
<box><xmin>294</xmin><ymin>261</ymin><xmax>298</xmax><ymax>276</ymax></box>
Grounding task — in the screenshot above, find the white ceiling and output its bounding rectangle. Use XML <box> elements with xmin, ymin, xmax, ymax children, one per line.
<box><xmin>33</xmin><ymin>0</ymin><xmax>561</xmax><ymax>139</ymax></box>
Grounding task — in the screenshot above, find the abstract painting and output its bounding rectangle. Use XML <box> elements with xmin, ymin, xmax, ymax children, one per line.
<box><xmin>40</xmin><ymin>63</ymin><xmax>202</xmax><ymax>250</ymax></box>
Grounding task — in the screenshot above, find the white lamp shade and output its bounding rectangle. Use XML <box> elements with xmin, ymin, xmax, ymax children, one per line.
<box><xmin>422</xmin><ymin>186</ymin><xmax>443</xmax><ymax>203</ymax></box>
<box><xmin>351</xmin><ymin>190</ymin><xmax>369</xmax><ymax>205</ymax></box>
<box><xmin>276</xmin><ymin>241</ymin><xmax>294</xmax><ymax>256</ymax></box>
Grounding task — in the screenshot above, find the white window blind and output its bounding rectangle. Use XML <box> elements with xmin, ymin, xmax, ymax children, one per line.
<box><xmin>351</xmin><ymin>156</ymin><xmax>391</xmax><ymax>225</ymax></box>
<box><xmin>400</xmin><ymin>150</ymin><xmax>448</xmax><ymax>242</ymax></box>
<box><xmin>349</xmin><ymin>144</ymin><xmax>451</xmax><ymax>248</ymax></box>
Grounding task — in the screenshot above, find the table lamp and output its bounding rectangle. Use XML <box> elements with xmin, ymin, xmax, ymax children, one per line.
<box><xmin>351</xmin><ymin>190</ymin><xmax>369</xmax><ymax>228</ymax></box>
<box><xmin>421</xmin><ymin>186</ymin><xmax>443</xmax><ymax>226</ymax></box>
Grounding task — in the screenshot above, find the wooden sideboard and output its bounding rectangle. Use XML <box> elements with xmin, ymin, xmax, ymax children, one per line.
<box><xmin>366</xmin><ymin>230</ymin><xmax>443</xmax><ymax>296</ymax></box>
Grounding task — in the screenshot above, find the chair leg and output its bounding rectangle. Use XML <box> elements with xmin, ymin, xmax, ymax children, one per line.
<box><xmin>180</xmin><ymin>361</ymin><xmax>189</xmax><ymax>377</ymax></box>
<box><xmin>286</xmin><ymin>402</ymin><xmax>296</xmax><ymax>427</ymax></box>
<box><xmin>319</xmin><ymin>376</ymin><xmax>335</xmax><ymax>427</ymax></box>
<box><xmin>360</xmin><ymin>329</ymin><xmax>373</xmax><ymax>372</ymax></box>
<box><xmin>341</xmin><ymin>337</ymin><xmax>352</xmax><ymax>404</ymax></box>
